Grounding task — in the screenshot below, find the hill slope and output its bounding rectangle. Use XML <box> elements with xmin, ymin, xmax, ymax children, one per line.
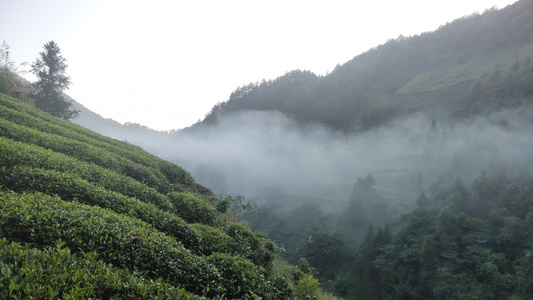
<box><xmin>199</xmin><ymin>0</ymin><xmax>533</xmax><ymax>132</ymax></box>
<box><xmin>0</xmin><ymin>92</ymin><xmax>295</xmax><ymax>299</ymax></box>
<box><xmin>70</xmin><ymin>96</ymin><xmax>173</xmax><ymax>153</ymax></box>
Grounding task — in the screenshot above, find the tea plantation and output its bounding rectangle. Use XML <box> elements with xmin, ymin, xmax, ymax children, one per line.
<box><xmin>0</xmin><ymin>93</ymin><xmax>294</xmax><ymax>299</ymax></box>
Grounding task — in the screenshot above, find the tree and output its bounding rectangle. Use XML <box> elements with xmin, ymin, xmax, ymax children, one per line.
<box><xmin>0</xmin><ymin>41</ymin><xmax>29</xmax><ymax>100</ymax></box>
<box><xmin>31</xmin><ymin>41</ymin><xmax>78</xmax><ymax>120</ymax></box>
<box><xmin>0</xmin><ymin>41</ymin><xmax>15</xmax><ymax>96</ymax></box>
<box><xmin>0</xmin><ymin>41</ymin><xmax>15</xmax><ymax>72</ymax></box>
<box><xmin>215</xmin><ymin>195</ymin><xmax>256</xmax><ymax>222</ymax></box>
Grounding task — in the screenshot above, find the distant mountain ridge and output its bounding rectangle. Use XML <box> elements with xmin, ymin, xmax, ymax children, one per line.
<box><xmin>197</xmin><ymin>0</ymin><xmax>533</xmax><ymax>132</ymax></box>
<box><xmin>70</xmin><ymin>97</ymin><xmax>175</xmax><ymax>155</ymax></box>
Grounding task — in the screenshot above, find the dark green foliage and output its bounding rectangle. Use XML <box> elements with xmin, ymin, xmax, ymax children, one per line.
<box><xmin>191</xmin><ymin>223</ymin><xmax>277</xmax><ymax>269</ymax></box>
<box><xmin>359</xmin><ymin>171</ymin><xmax>533</xmax><ymax>299</ymax></box>
<box><xmin>226</xmin><ymin>223</ymin><xmax>277</xmax><ymax>273</ymax></box>
<box><xmin>0</xmin><ymin>116</ymin><xmax>173</xmax><ymax>193</ymax></box>
<box><xmin>0</xmin><ymin>165</ymin><xmax>205</xmax><ymax>252</ymax></box>
<box><xmin>190</xmin><ymin>223</ymin><xmax>233</xmax><ymax>255</ymax></box>
<box><xmin>0</xmin><ymin>238</ymin><xmax>199</xmax><ymax>299</ymax></box>
<box><xmin>203</xmin><ymin>70</ymin><xmax>318</xmax><ymax>126</ymax></box>
<box><xmin>205</xmin><ymin>253</ymin><xmax>279</xmax><ymax>299</ymax></box>
<box><xmin>168</xmin><ymin>192</ymin><xmax>222</xmax><ymax>227</ymax></box>
<box><xmin>0</xmin><ymin>191</ymin><xmax>222</xmax><ymax>295</ymax></box>
<box><xmin>297</xmin><ymin>229</ymin><xmax>349</xmax><ymax>280</ymax></box>
<box><xmin>0</xmin><ymin>191</ymin><xmax>287</xmax><ymax>298</ymax></box>
<box><xmin>289</xmin><ymin>258</ymin><xmax>322</xmax><ymax>300</ymax></box>
<box><xmin>0</xmin><ymin>136</ymin><xmax>174</xmax><ymax>212</ymax></box>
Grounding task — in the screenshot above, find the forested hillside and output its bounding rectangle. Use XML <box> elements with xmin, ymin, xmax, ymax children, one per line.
<box><xmin>200</xmin><ymin>0</ymin><xmax>533</xmax><ymax>132</ymax></box>
<box><xmin>356</xmin><ymin>171</ymin><xmax>533</xmax><ymax>299</ymax></box>
<box><xmin>0</xmin><ymin>92</ymin><xmax>331</xmax><ymax>299</ymax></box>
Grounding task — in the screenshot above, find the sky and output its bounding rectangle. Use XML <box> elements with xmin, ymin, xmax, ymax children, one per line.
<box><xmin>0</xmin><ymin>0</ymin><xmax>519</xmax><ymax>131</ymax></box>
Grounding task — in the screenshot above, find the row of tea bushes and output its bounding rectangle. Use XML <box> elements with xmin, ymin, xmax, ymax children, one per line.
<box><xmin>0</xmin><ymin>191</ymin><xmax>290</xmax><ymax>298</ymax></box>
<box><xmin>0</xmin><ymin>136</ymin><xmax>174</xmax><ymax>212</ymax></box>
<box><xmin>0</xmin><ymin>166</ymin><xmax>275</xmax><ymax>268</ymax></box>
<box><xmin>0</xmin><ymin>94</ymin><xmax>200</xmax><ymax>192</ymax></box>
<box><xmin>1</xmin><ymin>165</ymin><xmax>201</xmax><ymax>251</ymax></box>
<box><xmin>0</xmin><ymin>116</ymin><xmax>174</xmax><ymax>193</ymax></box>
<box><xmin>0</xmin><ymin>136</ymin><xmax>277</xmax><ymax>264</ymax></box>
<box><xmin>0</xmin><ymin>238</ymin><xmax>200</xmax><ymax>299</ymax></box>
<box><xmin>0</xmin><ymin>136</ymin><xmax>225</xmax><ymax>226</ymax></box>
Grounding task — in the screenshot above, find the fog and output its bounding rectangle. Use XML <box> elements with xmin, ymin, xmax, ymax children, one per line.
<box><xmin>149</xmin><ymin>109</ymin><xmax>533</xmax><ymax>207</ymax></box>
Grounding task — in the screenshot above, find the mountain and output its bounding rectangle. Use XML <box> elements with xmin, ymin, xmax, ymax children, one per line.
<box><xmin>153</xmin><ymin>1</ymin><xmax>533</xmax><ymax>298</ymax></box>
<box><xmin>198</xmin><ymin>0</ymin><xmax>533</xmax><ymax>132</ymax></box>
<box><xmin>0</xmin><ymin>92</ymin><xmax>323</xmax><ymax>299</ymax></box>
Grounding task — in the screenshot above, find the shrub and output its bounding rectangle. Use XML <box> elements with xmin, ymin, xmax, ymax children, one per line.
<box><xmin>0</xmin><ymin>191</ymin><xmax>287</xmax><ymax>298</ymax></box>
<box><xmin>226</xmin><ymin>223</ymin><xmax>277</xmax><ymax>273</ymax></box>
<box><xmin>294</xmin><ymin>275</ymin><xmax>320</xmax><ymax>300</ymax></box>
<box><xmin>0</xmin><ymin>136</ymin><xmax>173</xmax><ymax>211</ymax></box>
<box><xmin>206</xmin><ymin>252</ymin><xmax>268</xmax><ymax>299</ymax></box>
<box><xmin>0</xmin><ymin>117</ymin><xmax>173</xmax><ymax>192</ymax></box>
<box><xmin>190</xmin><ymin>223</ymin><xmax>233</xmax><ymax>255</ymax></box>
<box><xmin>168</xmin><ymin>192</ymin><xmax>222</xmax><ymax>226</ymax></box>
<box><xmin>0</xmin><ymin>191</ymin><xmax>222</xmax><ymax>296</ymax></box>
<box><xmin>0</xmin><ymin>238</ymin><xmax>200</xmax><ymax>299</ymax></box>
<box><xmin>1</xmin><ymin>165</ymin><xmax>200</xmax><ymax>251</ymax></box>
<box><xmin>0</xmin><ymin>93</ymin><xmax>201</xmax><ymax>192</ymax></box>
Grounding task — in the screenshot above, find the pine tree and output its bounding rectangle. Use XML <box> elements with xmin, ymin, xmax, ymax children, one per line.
<box><xmin>31</xmin><ymin>41</ymin><xmax>78</xmax><ymax>119</ymax></box>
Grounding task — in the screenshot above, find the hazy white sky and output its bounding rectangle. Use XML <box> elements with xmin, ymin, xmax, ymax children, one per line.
<box><xmin>0</xmin><ymin>0</ymin><xmax>519</xmax><ymax>130</ymax></box>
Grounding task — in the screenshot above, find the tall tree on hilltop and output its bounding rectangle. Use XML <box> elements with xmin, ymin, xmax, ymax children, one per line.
<box><xmin>31</xmin><ymin>41</ymin><xmax>78</xmax><ymax>120</ymax></box>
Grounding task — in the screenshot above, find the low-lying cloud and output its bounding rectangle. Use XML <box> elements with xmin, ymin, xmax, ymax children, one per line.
<box><xmin>149</xmin><ymin>109</ymin><xmax>533</xmax><ymax>207</ymax></box>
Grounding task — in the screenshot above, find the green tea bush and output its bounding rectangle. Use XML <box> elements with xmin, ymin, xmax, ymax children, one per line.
<box><xmin>206</xmin><ymin>253</ymin><xmax>270</xmax><ymax>299</ymax></box>
<box><xmin>0</xmin><ymin>93</ymin><xmax>292</xmax><ymax>298</ymax></box>
<box><xmin>168</xmin><ymin>192</ymin><xmax>222</xmax><ymax>227</ymax></box>
<box><xmin>0</xmin><ymin>137</ymin><xmax>173</xmax><ymax>211</ymax></box>
<box><xmin>1</xmin><ymin>165</ymin><xmax>280</xmax><ymax>263</ymax></box>
<box><xmin>226</xmin><ymin>223</ymin><xmax>277</xmax><ymax>273</ymax></box>
<box><xmin>0</xmin><ymin>94</ymin><xmax>199</xmax><ymax>190</ymax></box>
<box><xmin>0</xmin><ymin>95</ymin><xmax>130</xmax><ymax>153</ymax></box>
<box><xmin>0</xmin><ymin>191</ymin><xmax>223</xmax><ymax>296</ymax></box>
<box><xmin>190</xmin><ymin>223</ymin><xmax>233</xmax><ymax>255</ymax></box>
<box><xmin>205</xmin><ymin>253</ymin><xmax>293</xmax><ymax>299</ymax></box>
<box><xmin>0</xmin><ymin>238</ymin><xmax>200</xmax><ymax>299</ymax></box>
<box><xmin>0</xmin><ymin>117</ymin><xmax>174</xmax><ymax>192</ymax></box>
<box><xmin>0</xmin><ymin>191</ymin><xmax>288</xmax><ymax>298</ymax></box>
<box><xmin>1</xmin><ymin>165</ymin><xmax>202</xmax><ymax>251</ymax></box>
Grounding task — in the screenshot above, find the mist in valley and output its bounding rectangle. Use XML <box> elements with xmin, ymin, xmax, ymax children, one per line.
<box><xmin>152</xmin><ymin>109</ymin><xmax>533</xmax><ymax>212</ymax></box>
<box><xmin>112</xmin><ymin>106</ymin><xmax>533</xmax><ymax>271</ymax></box>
